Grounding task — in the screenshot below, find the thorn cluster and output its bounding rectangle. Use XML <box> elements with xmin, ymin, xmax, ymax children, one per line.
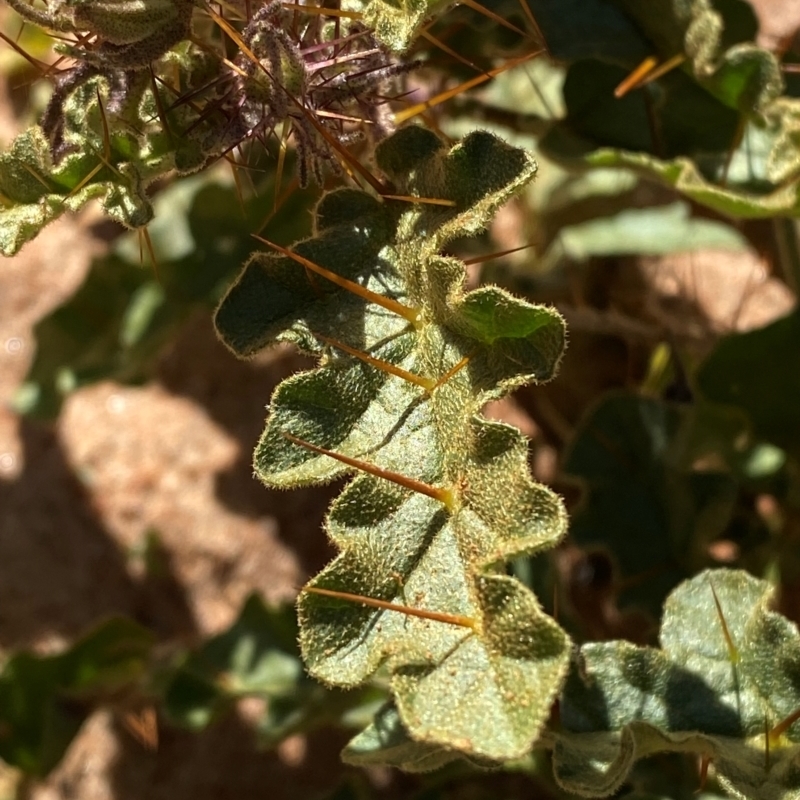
<box><xmin>208</xmin><ymin>1</ymin><xmax>417</xmax><ymax>185</ymax></box>
<box><xmin>10</xmin><ymin>0</ymin><xmax>417</xmax><ymax>184</ymax></box>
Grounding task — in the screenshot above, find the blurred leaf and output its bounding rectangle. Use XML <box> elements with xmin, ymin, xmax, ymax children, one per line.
<box><xmin>698</xmin><ymin>310</ymin><xmax>800</xmax><ymax>460</ymax></box>
<box><xmin>17</xmin><ymin>169</ymin><xmax>314</xmax><ymax>418</ymax></box>
<box><xmin>525</xmin><ymin>0</ymin><xmax>650</xmax><ymax>66</ymax></box>
<box><xmin>550</xmin><ymin>200</ymin><xmax>747</xmax><ymax>261</ymax></box>
<box><xmin>0</xmin><ymin>618</ymin><xmax>152</xmax><ymax>775</ymax></box>
<box><xmin>563</xmin><ymin>394</ymin><xmax>738</xmax><ymax>616</ymax></box>
<box><xmin>163</xmin><ymin>594</ymin><xmax>383</xmax><ymax>745</ymax></box>
<box><xmin>528</xmin><ymin>0</ymin><xmax>781</xmax><ymax>112</ymax></box>
<box><xmin>163</xmin><ymin>595</ymin><xmax>302</xmax><ymax>730</ymax></box>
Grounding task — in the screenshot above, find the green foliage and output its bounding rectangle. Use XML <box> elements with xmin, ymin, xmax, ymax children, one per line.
<box><xmin>698</xmin><ymin>310</ymin><xmax>800</xmax><ymax>460</ymax></box>
<box><xmin>0</xmin><ymin>618</ymin><xmax>152</xmax><ymax>775</ymax></box>
<box><xmin>16</xmin><ymin>168</ymin><xmax>314</xmax><ymax>418</ymax></box>
<box><xmin>162</xmin><ymin>594</ymin><xmax>383</xmax><ymax>745</ymax></box>
<box><xmin>552</xmin><ymin>569</ymin><xmax>800</xmax><ymax>799</ymax></box>
<box><xmin>215</xmin><ymin>126</ymin><xmax>571</xmax><ymax>764</ymax></box>
<box><xmin>0</xmin><ymin>46</ymin><xmax>213</xmax><ymax>255</ymax></box>
<box><xmin>528</xmin><ymin>0</ymin><xmax>800</xmax><ymax>217</ymax></box>
<box><xmin>357</xmin><ymin>0</ymin><xmax>451</xmax><ymax>53</ymax></box>
<box><xmin>563</xmin><ymin>394</ymin><xmax>738</xmax><ymax>617</ymax></box>
<box><xmin>0</xmin><ymin>595</ymin><xmax>377</xmax><ymax>775</ymax></box>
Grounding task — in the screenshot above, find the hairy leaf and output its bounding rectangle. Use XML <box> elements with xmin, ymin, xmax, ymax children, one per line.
<box><xmin>0</xmin><ymin>47</ymin><xmax>212</xmax><ymax>255</ymax></box>
<box><xmin>215</xmin><ymin>126</ymin><xmax>570</xmax><ymax>763</ymax></box>
<box><xmin>552</xmin><ymin>568</ymin><xmax>800</xmax><ymax>799</ymax></box>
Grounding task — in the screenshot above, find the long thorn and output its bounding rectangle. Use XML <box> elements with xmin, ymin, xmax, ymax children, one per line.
<box><xmin>316</xmin><ymin>332</ymin><xmax>435</xmax><ymax>391</ymax></box>
<box><xmin>256</xmin><ymin>175</ymin><xmax>300</xmax><ymax>233</ymax></box>
<box><xmin>206</xmin><ymin>4</ymin><xmax>386</xmax><ymax>192</ymax></box>
<box><xmin>708</xmin><ymin>579</ymin><xmax>740</xmax><ymax>664</ymax></box>
<box><xmin>139</xmin><ymin>227</ymin><xmax>161</xmax><ymax>284</ymax></box>
<box><xmin>95</xmin><ymin>87</ymin><xmax>112</xmax><ymax>162</ymax></box>
<box><xmin>639</xmin><ymin>53</ymin><xmax>686</xmax><ymax>86</ymax></box>
<box><xmin>0</xmin><ymin>29</ymin><xmax>49</xmax><ymax>75</ymax></box>
<box><xmin>698</xmin><ymin>754</ymin><xmax>711</xmax><ymax>792</ymax></box>
<box><xmin>614</xmin><ymin>56</ymin><xmax>658</xmax><ymax>98</ymax></box>
<box><xmin>765</xmin><ymin>713</ymin><xmax>771</xmax><ymax>771</ymax></box>
<box><xmin>305</xmin><ymin>586</ymin><xmax>476</xmax><ymax>629</ymax></box>
<box><xmin>280</xmin><ymin>4</ymin><xmax>363</xmax><ymax>17</ymax></box>
<box><xmin>274</xmin><ymin>118</ymin><xmax>291</xmax><ymax>212</ymax></box>
<box><xmin>20</xmin><ymin>161</ymin><xmax>53</xmax><ymax>192</ymax></box>
<box><xmin>395</xmin><ymin>52</ymin><xmax>539</xmax><ymax>123</ymax></box>
<box><xmin>67</xmin><ymin>161</ymin><xmax>104</xmax><ymax>197</ymax></box>
<box><xmin>431</xmin><ymin>353</ymin><xmax>472</xmax><ymax>390</ymax></box>
<box><xmin>382</xmin><ymin>194</ymin><xmax>456</xmax><ymax>207</ymax></box>
<box><xmin>768</xmin><ymin>705</ymin><xmax>800</xmax><ymax>745</ymax></box>
<box><xmin>463</xmin><ymin>243</ymin><xmax>535</xmax><ymax>265</ymax></box>
<box><xmin>516</xmin><ymin>0</ymin><xmax>547</xmax><ymax>49</ymax></box>
<box><xmin>460</xmin><ymin>0</ymin><xmax>528</xmax><ymax>37</ymax></box>
<box><xmin>227</xmin><ymin>151</ymin><xmax>246</xmax><ymax>215</ymax></box>
<box><xmin>148</xmin><ymin>64</ymin><xmax>173</xmax><ymax>146</ymax></box>
<box><xmin>420</xmin><ymin>29</ymin><xmax>485</xmax><ymax>74</ymax></box>
<box><xmin>283</xmin><ymin>432</ymin><xmax>455</xmax><ymax>507</ymax></box>
<box><xmin>253</xmin><ymin>235</ymin><xmax>422</xmax><ymax>325</ymax></box>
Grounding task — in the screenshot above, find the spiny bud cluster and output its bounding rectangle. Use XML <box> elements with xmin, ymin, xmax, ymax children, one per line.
<box><xmin>9</xmin><ymin>0</ymin><xmax>415</xmax><ymax>185</ymax></box>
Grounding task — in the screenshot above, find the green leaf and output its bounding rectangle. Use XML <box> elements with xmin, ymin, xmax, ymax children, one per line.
<box><xmin>163</xmin><ymin>595</ymin><xmax>303</xmax><ymax>730</ymax></box>
<box><xmin>552</xmin><ymin>568</ymin><xmax>800</xmax><ymax>799</ymax></box>
<box><xmin>215</xmin><ymin>127</ymin><xmax>571</xmax><ymax>763</ymax></box>
<box><xmin>563</xmin><ymin>394</ymin><xmax>738</xmax><ymax>616</ymax></box>
<box><xmin>342</xmin><ymin>703</ymin><xmax>480</xmax><ymax>772</ymax></box>
<box><xmin>0</xmin><ymin>618</ymin><xmax>152</xmax><ymax>775</ymax></box>
<box><xmin>164</xmin><ymin>595</ymin><xmax>308</xmax><ymax>729</ymax></box>
<box><xmin>0</xmin><ymin>126</ymin><xmax>151</xmax><ymax>257</ymax></box>
<box><xmin>541</xmin><ymin>84</ymin><xmax>800</xmax><ymax>218</ymax></box>
<box><xmin>163</xmin><ymin>594</ymin><xmax>385</xmax><ymax>746</ymax></box>
<box><xmin>356</xmin><ymin>0</ymin><xmax>452</xmax><ymax>52</ymax></box>
<box><xmin>0</xmin><ymin>47</ymin><xmax>213</xmax><ymax>255</ymax></box>
<box><xmin>698</xmin><ymin>310</ymin><xmax>800</xmax><ymax>460</ymax></box>
<box><xmin>524</xmin><ymin>0</ymin><xmax>650</xmax><ymax>66</ymax></box>
<box><xmin>528</xmin><ymin>0</ymin><xmax>781</xmax><ymax>112</ymax></box>
<box><xmin>551</xmin><ymin>200</ymin><xmax>747</xmax><ymax>260</ymax></box>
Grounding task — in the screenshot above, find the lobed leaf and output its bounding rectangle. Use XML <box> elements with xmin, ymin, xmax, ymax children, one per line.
<box><xmin>552</xmin><ymin>568</ymin><xmax>800</xmax><ymax>799</ymax></box>
<box><xmin>0</xmin><ymin>48</ymin><xmax>212</xmax><ymax>255</ymax></box>
<box><xmin>215</xmin><ymin>126</ymin><xmax>571</xmax><ymax>763</ymax></box>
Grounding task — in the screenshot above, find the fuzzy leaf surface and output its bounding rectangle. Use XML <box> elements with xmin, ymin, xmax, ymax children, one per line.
<box><xmin>0</xmin><ymin>48</ymin><xmax>211</xmax><ymax>255</ymax></box>
<box><xmin>552</xmin><ymin>568</ymin><xmax>800</xmax><ymax>799</ymax></box>
<box><xmin>215</xmin><ymin>127</ymin><xmax>571</xmax><ymax>762</ymax></box>
<box><xmin>349</xmin><ymin>0</ymin><xmax>452</xmax><ymax>52</ymax></box>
